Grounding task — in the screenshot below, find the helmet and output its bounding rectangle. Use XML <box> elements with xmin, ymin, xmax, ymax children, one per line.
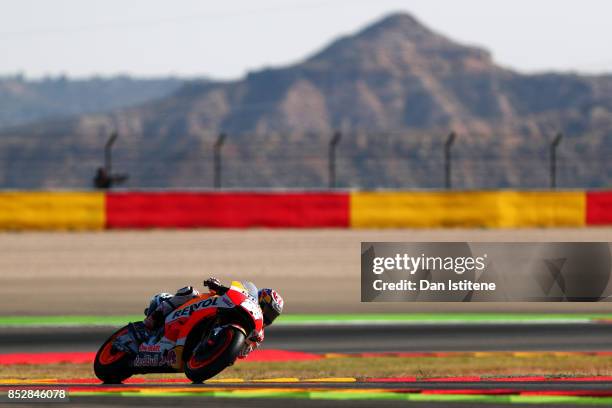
<box><xmin>144</xmin><ymin>292</ymin><xmax>173</xmax><ymax>316</ymax></box>
<box><xmin>258</xmin><ymin>288</ymin><xmax>284</xmax><ymax>326</ymax></box>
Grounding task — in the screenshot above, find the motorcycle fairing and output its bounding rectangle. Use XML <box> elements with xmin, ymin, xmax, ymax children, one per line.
<box><xmin>130</xmin><ymin>281</ymin><xmax>262</xmax><ymax>371</ymax></box>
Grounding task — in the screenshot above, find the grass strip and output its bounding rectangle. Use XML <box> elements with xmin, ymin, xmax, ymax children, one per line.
<box><xmin>0</xmin><ymin>315</ymin><xmax>142</xmax><ymax>327</ymax></box>
<box><xmin>1</xmin><ymin>313</ymin><xmax>611</xmax><ymax>327</ymax></box>
<box><xmin>278</xmin><ymin>313</ymin><xmax>610</xmax><ymax>325</ymax></box>
<box><xmin>510</xmin><ymin>395</ymin><xmax>612</xmax><ymax>405</ymax></box>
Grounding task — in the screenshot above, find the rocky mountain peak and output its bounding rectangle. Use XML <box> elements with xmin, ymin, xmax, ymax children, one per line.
<box><xmin>307</xmin><ymin>12</ymin><xmax>492</xmax><ymax>69</ymax></box>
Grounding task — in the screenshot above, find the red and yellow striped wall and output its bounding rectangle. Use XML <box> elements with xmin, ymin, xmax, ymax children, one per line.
<box><xmin>0</xmin><ymin>190</ymin><xmax>609</xmax><ymax>230</ymax></box>
<box><xmin>0</xmin><ymin>192</ymin><xmax>105</xmax><ymax>230</ymax></box>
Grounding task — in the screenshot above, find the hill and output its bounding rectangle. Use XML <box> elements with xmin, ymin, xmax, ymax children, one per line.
<box><xmin>1</xmin><ymin>13</ymin><xmax>610</xmax><ymax>189</ymax></box>
<box><xmin>0</xmin><ymin>75</ymin><xmax>183</xmax><ymax>130</ymax></box>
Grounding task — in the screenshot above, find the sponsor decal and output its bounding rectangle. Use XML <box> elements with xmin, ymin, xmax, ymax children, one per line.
<box><xmin>132</xmin><ymin>349</ymin><xmax>178</xmax><ymax>368</ymax></box>
<box><xmin>170</xmin><ymin>297</ymin><xmax>219</xmax><ymax>320</ymax></box>
<box><xmin>133</xmin><ymin>353</ymin><xmax>160</xmax><ymax>367</ymax></box>
<box><xmin>138</xmin><ymin>344</ymin><xmax>161</xmax><ymax>352</ymax></box>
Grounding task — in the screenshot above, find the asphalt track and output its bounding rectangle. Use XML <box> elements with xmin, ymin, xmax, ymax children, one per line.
<box><xmin>3</xmin><ymin>322</ymin><xmax>612</xmax><ymax>353</ymax></box>
<box><xmin>3</xmin><ymin>323</ymin><xmax>612</xmax><ymax>407</ymax></box>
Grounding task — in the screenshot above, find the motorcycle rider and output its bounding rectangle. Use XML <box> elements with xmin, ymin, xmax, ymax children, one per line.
<box><xmin>138</xmin><ymin>277</ymin><xmax>283</xmax><ymax>359</ymax></box>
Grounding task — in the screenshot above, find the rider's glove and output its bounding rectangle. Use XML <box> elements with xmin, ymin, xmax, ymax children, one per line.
<box><xmin>175</xmin><ymin>286</ymin><xmax>197</xmax><ymax>297</ymax></box>
<box><xmin>203</xmin><ymin>277</ymin><xmax>222</xmax><ymax>294</ymax></box>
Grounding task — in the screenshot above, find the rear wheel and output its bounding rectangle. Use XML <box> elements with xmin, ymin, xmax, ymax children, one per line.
<box><xmin>184</xmin><ymin>326</ymin><xmax>245</xmax><ymax>384</ymax></box>
<box><xmin>94</xmin><ymin>326</ymin><xmax>134</xmax><ymax>384</ymax></box>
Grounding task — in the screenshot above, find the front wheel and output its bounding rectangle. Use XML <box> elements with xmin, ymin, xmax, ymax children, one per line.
<box><xmin>94</xmin><ymin>326</ymin><xmax>134</xmax><ymax>384</ymax></box>
<box><xmin>184</xmin><ymin>326</ymin><xmax>246</xmax><ymax>384</ymax></box>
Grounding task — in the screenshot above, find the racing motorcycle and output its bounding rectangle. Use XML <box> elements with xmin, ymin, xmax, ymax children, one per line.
<box><xmin>94</xmin><ymin>281</ymin><xmax>263</xmax><ymax>384</ymax></box>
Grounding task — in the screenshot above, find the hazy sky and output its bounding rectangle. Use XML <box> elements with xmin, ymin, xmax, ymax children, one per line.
<box><xmin>2</xmin><ymin>0</ymin><xmax>611</xmax><ymax>80</ymax></box>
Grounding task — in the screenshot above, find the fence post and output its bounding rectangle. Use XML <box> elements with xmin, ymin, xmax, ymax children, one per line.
<box><xmin>329</xmin><ymin>131</ymin><xmax>342</xmax><ymax>188</ymax></box>
<box><xmin>214</xmin><ymin>132</ymin><xmax>226</xmax><ymax>189</ymax></box>
<box><xmin>444</xmin><ymin>131</ymin><xmax>456</xmax><ymax>189</ymax></box>
<box><xmin>94</xmin><ymin>130</ymin><xmax>128</xmax><ymax>189</ymax></box>
<box><xmin>550</xmin><ymin>132</ymin><xmax>563</xmax><ymax>189</ymax></box>
<box><xmin>105</xmin><ymin>131</ymin><xmax>118</xmax><ymax>175</ymax></box>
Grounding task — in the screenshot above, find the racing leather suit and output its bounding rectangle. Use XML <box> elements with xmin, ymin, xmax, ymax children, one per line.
<box><xmin>114</xmin><ymin>286</ymin><xmax>201</xmax><ymax>355</ymax></box>
<box><xmin>143</xmin><ymin>280</ymin><xmax>263</xmax><ymax>359</ymax></box>
<box><xmin>144</xmin><ymin>286</ymin><xmax>200</xmax><ymax>331</ymax></box>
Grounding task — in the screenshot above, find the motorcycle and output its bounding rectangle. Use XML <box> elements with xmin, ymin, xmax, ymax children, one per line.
<box><xmin>94</xmin><ymin>281</ymin><xmax>263</xmax><ymax>384</ymax></box>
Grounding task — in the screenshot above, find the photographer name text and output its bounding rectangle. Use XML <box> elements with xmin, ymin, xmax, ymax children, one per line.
<box><xmin>371</xmin><ymin>253</ymin><xmax>496</xmax><ymax>292</ymax></box>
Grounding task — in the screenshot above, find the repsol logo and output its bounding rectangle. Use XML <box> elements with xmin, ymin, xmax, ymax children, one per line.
<box><xmin>171</xmin><ymin>297</ymin><xmax>218</xmax><ymax>319</ymax></box>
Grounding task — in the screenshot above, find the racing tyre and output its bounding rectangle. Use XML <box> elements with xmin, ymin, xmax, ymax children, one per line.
<box><xmin>184</xmin><ymin>326</ymin><xmax>246</xmax><ymax>384</ymax></box>
<box><xmin>94</xmin><ymin>326</ymin><xmax>134</xmax><ymax>384</ymax></box>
